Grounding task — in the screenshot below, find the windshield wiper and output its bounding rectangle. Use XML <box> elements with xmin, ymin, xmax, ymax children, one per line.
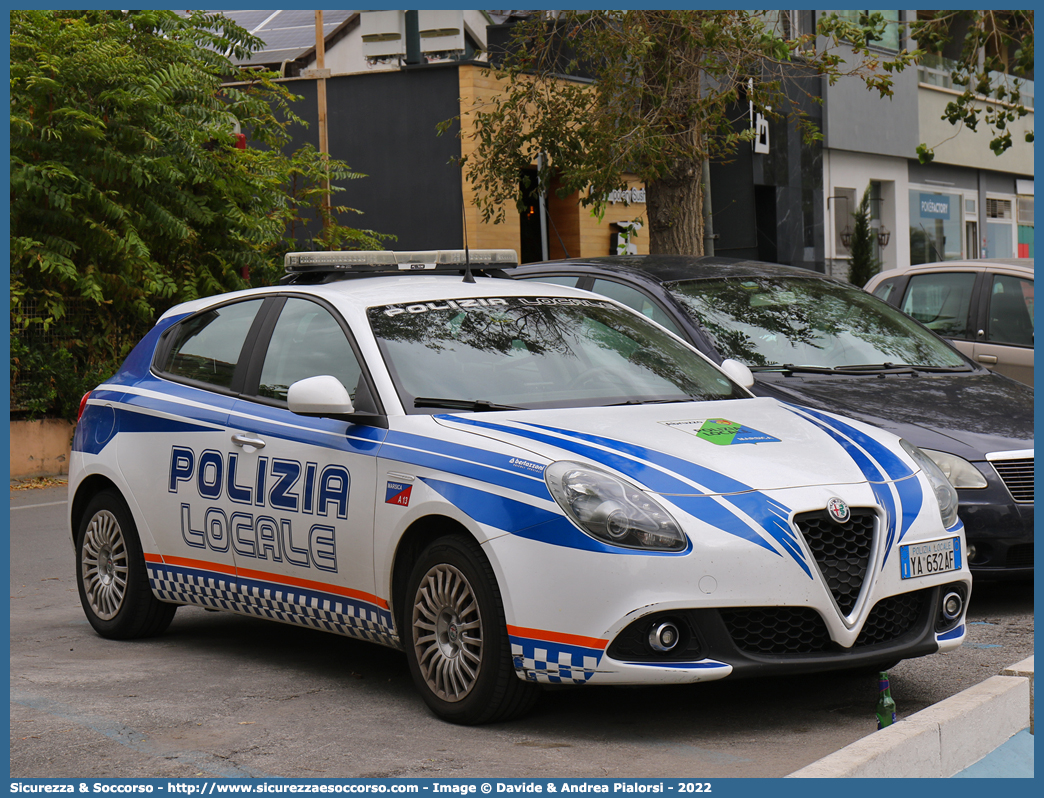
<box><xmin>749</xmin><ymin>362</ymin><xmax>967</xmax><ymax>376</ymax></box>
<box><xmin>605</xmin><ymin>397</ymin><xmax>697</xmax><ymax>406</ymax></box>
<box><xmin>414</xmin><ymin>397</ymin><xmax>524</xmax><ymax>412</ymax></box>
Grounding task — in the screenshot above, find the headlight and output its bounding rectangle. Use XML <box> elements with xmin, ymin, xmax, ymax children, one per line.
<box><xmin>919</xmin><ymin>449</ymin><xmax>988</xmax><ymax>489</ymax></box>
<box><xmin>545</xmin><ymin>461</ymin><xmax>687</xmax><ymax>551</ymax></box>
<box><xmin>900</xmin><ymin>440</ymin><xmax>960</xmax><ymax>528</ymax></box>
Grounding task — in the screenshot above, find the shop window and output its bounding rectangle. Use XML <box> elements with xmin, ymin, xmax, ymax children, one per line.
<box><xmin>986</xmin><ymin>198</ymin><xmax>1015</xmax><ymax>259</ymax></box>
<box><xmin>1017</xmin><ymin>196</ymin><xmax>1034</xmax><ymax>257</ymax></box>
<box><xmin>909</xmin><ymin>190</ymin><xmax>961</xmax><ymax>264</ymax></box>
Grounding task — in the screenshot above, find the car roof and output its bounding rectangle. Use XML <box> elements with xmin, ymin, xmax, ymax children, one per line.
<box><xmin>873</xmin><ymin>258</ymin><xmax>1034</xmax><ymax>278</ymax></box>
<box><xmin>158</xmin><ymin>273</ymin><xmax>605</xmax><ymax>322</ymax></box>
<box><xmin>512</xmin><ymin>255</ymin><xmax>836</xmax><ymax>285</ymax></box>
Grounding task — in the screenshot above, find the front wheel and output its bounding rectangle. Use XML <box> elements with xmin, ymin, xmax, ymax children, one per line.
<box><xmin>404</xmin><ymin>535</ymin><xmax>539</xmax><ymax>724</ymax></box>
<box><xmin>75</xmin><ymin>490</ymin><xmax>177</xmax><ymax>639</ymax></box>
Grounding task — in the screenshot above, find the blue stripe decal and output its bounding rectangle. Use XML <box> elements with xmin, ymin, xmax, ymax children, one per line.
<box><xmin>523</xmin><ymin>421</ymin><xmax>750</xmax><ymax>496</ymax></box>
<box><xmin>723</xmin><ymin>492</ymin><xmax>812</xmax><ymax>578</ymax></box>
<box><xmin>668</xmin><ymin>496</ymin><xmax>781</xmax><ymax>557</ymax></box>
<box><xmin>380</xmin><ymin>443</ymin><xmax>552</xmax><ymax>500</ymax></box>
<box><xmin>421</xmin><ymin>479</ymin><xmax>690</xmax><ymax>555</ymax></box>
<box><xmin>439</xmin><ymin>416</ymin><xmax>704</xmax><ymax>496</ymax></box>
<box><xmin>785</xmin><ymin>405</ymin><xmax>913</xmax><ymax>480</ymax></box>
<box><xmin>787</xmin><ymin>406</ymin><xmax>926</xmax><ymax>567</ymax></box>
<box><xmin>895</xmin><ymin>473</ymin><xmax>924</xmax><ymax>542</ymax></box>
<box><xmin>937</xmin><ymin>624</ymin><xmax>965</xmax><ymax>642</ymax></box>
<box><xmin>419</xmin><ymin>478</ymin><xmax>560</xmax><ymax>534</ymax></box>
<box><xmin>440</xmin><ymin>416</ymin><xmax>811</xmax><ymax>571</ymax></box>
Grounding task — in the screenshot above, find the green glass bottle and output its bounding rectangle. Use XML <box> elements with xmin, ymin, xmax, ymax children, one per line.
<box><xmin>876</xmin><ymin>671</ymin><xmax>896</xmax><ymax>729</ymax></box>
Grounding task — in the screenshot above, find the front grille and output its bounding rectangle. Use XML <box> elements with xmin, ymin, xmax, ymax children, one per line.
<box><xmin>1007</xmin><ymin>543</ymin><xmax>1034</xmax><ymax>568</ymax></box>
<box><xmin>720</xmin><ymin>607</ymin><xmax>832</xmax><ymax>654</ymax></box>
<box><xmin>722</xmin><ymin>591</ymin><xmax>928</xmax><ymax>656</ymax></box>
<box><xmin>796</xmin><ymin>509</ymin><xmax>876</xmax><ymax>615</ymax></box>
<box><xmin>992</xmin><ymin>457</ymin><xmax>1034</xmax><ymax>503</ymax></box>
<box><xmin>857</xmin><ymin>590</ymin><xmax>927</xmax><ymax>644</ymax></box>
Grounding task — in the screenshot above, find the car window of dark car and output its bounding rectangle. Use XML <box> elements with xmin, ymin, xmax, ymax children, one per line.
<box><xmin>900</xmin><ymin>272</ymin><xmax>976</xmax><ymax>339</ymax></box>
<box><xmin>257</xmin><ymin>297</ymin><xmax>363</xmax><ymax>403</ymax></box>
<box><xmin>590</xmin><ymin>278</ymin><xmax>686</xmax><ymax>337</ymax></box>
<box><xmin>159</xmin><ymin>299</ymin><xmax>266</xmax><ymax>390</ymax></box>
<box><xmin>667</xmin><ymin>277</ymin><xmax>967</xmax><ymax>369</ymax></box>
<box><xmin>986</xmin><ymin>274</ymin><xmax>1034</xmax><ymax>346</ymax></box>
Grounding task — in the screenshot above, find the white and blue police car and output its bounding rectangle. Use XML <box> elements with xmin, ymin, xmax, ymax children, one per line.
<box><xmin>69</xmin><ymin>249</ymin><xmax>971</xmax><ymax>724</ymax></box>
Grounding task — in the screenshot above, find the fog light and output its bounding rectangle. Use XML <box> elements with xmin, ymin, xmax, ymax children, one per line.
<box><xmin>941</xmin><ymin>591</ymin><xmax>964</xmax><ymax>621</ymax></box>
<box><xmin>648</xmin><ymin>621</ymin><xmax>681</xmax><ymax>653</ymax></box>
<box><xmin>966</xmin><ymin>544</ymin><xmax>978</xmax><ymax>562</ymax></box>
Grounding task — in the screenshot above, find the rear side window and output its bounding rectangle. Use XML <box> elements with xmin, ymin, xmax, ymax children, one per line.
<box><xmin>987</xmin><ymin>274</ymin><xmax>1034</xmax><ymax>346</ymax></box>
<box><xmin>159</xmin><ymin>299</ymin><xmax>265</xmax><ymax>389</ymax></box>
<box><xmin>872</xmin><ymin>279</ymin><xmax>898</xmax><ymax>303</ymax></box>
<box><xmin>901</xmin><ymin>273</ymin><xmax>976</xmax><ymax>339</ymax></box>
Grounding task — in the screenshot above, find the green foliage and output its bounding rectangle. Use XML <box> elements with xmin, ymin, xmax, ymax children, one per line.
<box><xmin>911</xmin><ymin>11</ymin><xmax>1033</xmax><ymax>156</ymax></box>
<box><xmin>848</xmin><ymin>186</ymin><xmax>881</xmax><ymax>289</ymax></box>
<box><xmin>457</xmin><ymin>10</ymin><xmax>919</xmax><ymax>255</ymax></box>
<box><xmin>10</xmin><ymin>10</ymin><xmax>390</xmax><ymax>419</ymax></box>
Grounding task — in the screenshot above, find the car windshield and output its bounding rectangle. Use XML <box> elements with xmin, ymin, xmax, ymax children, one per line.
<box><xmin>367</xmin><ymin>295</ymin><xmax>747</xmax><ymax>412</ymax></box>
<box><xmin>667</xmin><ymin>276</ymin><xmax>969</xmax><ymax>370</ymax></box>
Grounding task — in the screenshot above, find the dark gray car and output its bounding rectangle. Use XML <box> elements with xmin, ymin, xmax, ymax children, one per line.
<box><xmin>511</xmin><ymin>255</ymin><xmax>1034</xmax><ymax>579</ymax></box>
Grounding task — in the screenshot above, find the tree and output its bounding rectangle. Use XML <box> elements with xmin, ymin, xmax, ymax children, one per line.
<box><xmin>10</xmin><ymin>10</ymin><xmax>390</xmax><ymax>418</ymax></box>
<box><xmin>910</xmin><ymin>11</ymin><xmax>1033</xmax><ymax>162</ymax></box>
<box><xmin>457</xmin><ymin>10</ymin><xmax>918</xmax><ymax>255</ymax></box>
<box><xmin>847</xmin><ymin>185</ymin><xmax>881</xmax><ymax>288</ymax></box>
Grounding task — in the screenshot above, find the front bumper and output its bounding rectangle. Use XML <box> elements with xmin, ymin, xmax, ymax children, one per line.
<box><xmin>958</xmin><ymin>472</ymin><xmax>1034</xmax><ymax>578</ymax></box>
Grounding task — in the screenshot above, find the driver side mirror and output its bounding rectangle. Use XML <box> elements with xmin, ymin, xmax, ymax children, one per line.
<box><xmin>720</xmin><ymin>358</ymin><xmax>755</xmax><ymax>388</ymax></box>
<box><xmin>287</xmin><ymin>375</ymin><xmax>355</xmax><ymax>417</ymax></box>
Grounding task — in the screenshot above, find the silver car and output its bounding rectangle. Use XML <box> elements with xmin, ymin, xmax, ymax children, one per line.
<box><xmin>865</xmin><ymin>259</ymin><xmax>1033</xmax><ymax>386</ymax></box>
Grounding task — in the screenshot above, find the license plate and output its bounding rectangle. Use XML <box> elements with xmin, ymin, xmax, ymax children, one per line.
<box><xmin>900</xmin><ymin>536</ymin><xmax>962</xmax><ymax>579</ymax></box>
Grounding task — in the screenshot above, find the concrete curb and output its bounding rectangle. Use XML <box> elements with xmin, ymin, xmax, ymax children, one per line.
<box><xmin>788</xmin><ymin>656</ymin><xmax>1034</xmax><ymax>778</ymax></box>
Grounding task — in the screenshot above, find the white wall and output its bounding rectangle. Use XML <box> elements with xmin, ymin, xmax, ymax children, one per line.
<box><xmin>823</xmin><ymin>150</ymin><xmax>911</xmax><ymax>273</ymax></box>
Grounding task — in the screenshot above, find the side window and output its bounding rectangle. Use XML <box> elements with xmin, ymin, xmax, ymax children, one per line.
<box><xmin>591</xmin><ymin>278</ymin><xmax>686</xmax><ymax>338</ymax></box>
<box><xmin>872</xmin><ymin>279</ymin><xmax>898</xmax><ymax>303</ymax></box>
<box><xmin>986</xmin><ymin>274</ymin><xmax>1034</xmax><ymax>346</ymax></box>
<box><xmin>900</xmin><ymin>272</ymin><xmax>976</xmax><ymax>339</ymax></box>
<box><xmin>160</xmin><ymin>299</ymin><xmax>265</xmax><ymax>390</ymax></box>
<box><xmin>258</xmin><ymin>298</ymin><xmax>363</xmax><ymax>404</ymax></box>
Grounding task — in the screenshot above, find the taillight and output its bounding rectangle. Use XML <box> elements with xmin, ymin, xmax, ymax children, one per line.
<box><xmin>77</xmin><ymin>391</ymin><xmax>92</xmax><ymax>422</ymax></box>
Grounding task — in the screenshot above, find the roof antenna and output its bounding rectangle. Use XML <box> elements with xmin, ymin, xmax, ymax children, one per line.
<box><xmin>461</xmin><ymin>191</ymin><xmax>476</xmax><ymax>283</ymax></box>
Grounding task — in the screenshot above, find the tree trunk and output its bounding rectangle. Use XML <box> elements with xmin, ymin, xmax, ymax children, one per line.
<box><xmin>645</xmin><ymin>159</ymin><xmax>705</xmax><ymax>255</ymax></box>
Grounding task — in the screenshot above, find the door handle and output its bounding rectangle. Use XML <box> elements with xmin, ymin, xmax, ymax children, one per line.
<box><xmin>977</xmin><ymin>355</ymin><xmax>998</xmax><ymax>364</ymax></box>
<box><xmin>231</xmin><ymin>434</ymin><xmax>267</xmax><ymax>450</ymax></box>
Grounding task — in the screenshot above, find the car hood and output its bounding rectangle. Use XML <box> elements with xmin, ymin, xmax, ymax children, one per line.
<box><xmin>751</xmin><ymin>371</ymin><xmax>1033</xmax><ymax>460</ymax></box>
<box><xmin>432</xmin><ymin>397</ymin><xmax>915</xmax><ymax>497</ymax></box>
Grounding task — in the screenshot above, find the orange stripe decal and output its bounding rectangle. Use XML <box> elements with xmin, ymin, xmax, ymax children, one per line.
<box><xmin>236</xmin><ymin>566</ymin><xmax>389</xmax><ymax>610</ymax></box>
<box><xmin>507</xmin><ymin>625</ymin><xmax>607</xmax><ymax>650</ymax></box>
<box><xmin>145</xmin><ymin>554</ymin><xmax>389</xmax><ymax>610</ymax></box>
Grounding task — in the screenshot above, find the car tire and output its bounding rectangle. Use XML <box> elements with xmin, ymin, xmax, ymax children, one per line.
<box><xmin>404</xmin><ymin>535</ymin><xmax>540</xmax><ymax>724</ymax></box>
<box><xmin>75</xmin><ymin>490</ymin><xmax>177</xmax><ymax>640</ymax></box>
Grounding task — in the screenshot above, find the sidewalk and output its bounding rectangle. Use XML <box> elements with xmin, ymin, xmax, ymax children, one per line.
<box><xmin>788</xmin><ymin>656</ymin><xmax>1034</xmax><ymax>778</ymax></box>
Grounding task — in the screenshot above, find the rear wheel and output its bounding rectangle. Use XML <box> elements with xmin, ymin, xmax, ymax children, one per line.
<box><xmin>75</xmin><ymin>490</ymin><xmax>177</xmax><ymax>639</ymax></box>
<box><xmin>404</xmin><ymin>535</ymin><xmax>539</xmax><ymax>724</ymax></box>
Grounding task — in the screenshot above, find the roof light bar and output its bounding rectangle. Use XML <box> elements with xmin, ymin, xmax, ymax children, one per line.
<box><xmin>284</xmin><ymin>249</ymin><xmax>519</xmax><ymax>273</ymax></box>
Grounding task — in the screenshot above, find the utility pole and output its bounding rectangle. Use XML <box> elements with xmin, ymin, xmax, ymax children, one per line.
<box><xmin>314</xmin><ymin>11</ymin><xmax>331</xmax><ymax>232</ymax></box>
